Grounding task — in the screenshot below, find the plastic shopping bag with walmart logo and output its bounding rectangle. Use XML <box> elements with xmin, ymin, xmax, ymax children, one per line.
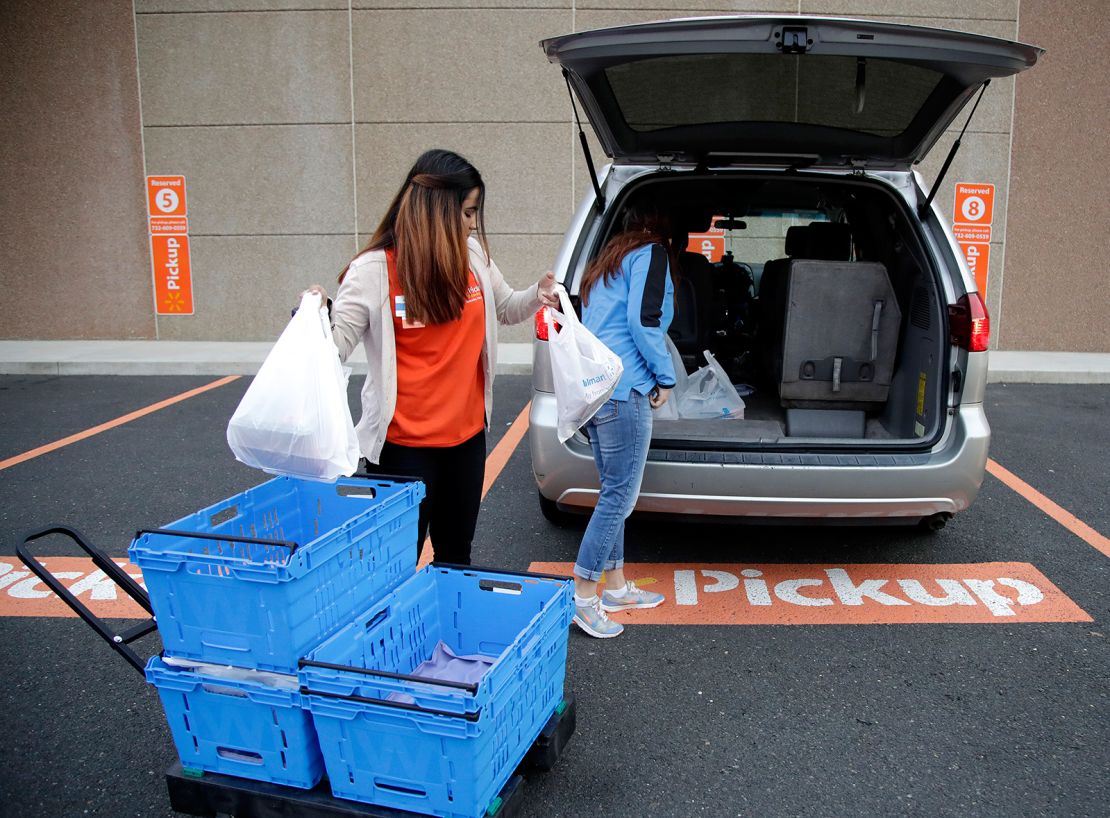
<box><xmin>227</xmin><ymin>291</ymin><xmax>359</xmax><ymax>481</ymax></box>
<box><xmin>545</xmin><ymin>288</ymin><xmax>624</xmax><ymax>443</ymax></box>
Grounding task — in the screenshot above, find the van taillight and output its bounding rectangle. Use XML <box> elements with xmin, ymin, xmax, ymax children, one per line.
<box><xmin>949</xmin><ymin>293</ymin><xmax>990</xmax><ymax>352</ymax></box>
<box><xmin>535</xmin><ymin>307</ymin><xmax>559</xmax><ymax>341</ymax></box>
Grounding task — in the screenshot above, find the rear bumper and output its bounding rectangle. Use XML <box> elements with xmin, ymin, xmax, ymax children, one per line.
<box><xmin>528</xmin><ymin>393</ymin><xmax>990</xmax><ymax>519</ymax></box>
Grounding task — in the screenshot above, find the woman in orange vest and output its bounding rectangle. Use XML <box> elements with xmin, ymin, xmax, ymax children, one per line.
<box><xmin>305</xmin><ymin>149</ymin><xmax>559</xmax><ymax>564</ymax></box>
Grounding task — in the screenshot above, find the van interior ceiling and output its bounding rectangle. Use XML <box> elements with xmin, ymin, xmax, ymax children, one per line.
<box><xmin>577</xmin><ymin>174</ymin><xmax>951</xmax><ymax>450</ymax></box>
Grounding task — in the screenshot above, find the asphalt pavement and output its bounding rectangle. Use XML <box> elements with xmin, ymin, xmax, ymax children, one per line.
<box><xmin>0</xmin><ymin>375</ymin><xmax>1106</xmax><ymax>817</ymax></box>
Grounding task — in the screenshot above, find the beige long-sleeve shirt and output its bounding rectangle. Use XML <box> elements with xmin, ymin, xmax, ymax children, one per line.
<box><xmin>331</xmin><ymin>236</ymin><xmax>541</xmax><ymax>463</ymax></box>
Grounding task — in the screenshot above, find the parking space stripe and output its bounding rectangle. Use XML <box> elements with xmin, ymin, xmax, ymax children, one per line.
<box><xmin>417</xmin><ymin>400</ymin><xmax>532</xmax><ymax>568</ymax></box>
<box><xmin>481</xmin><ymin>401</ymin><xmax>532</xmax><ymax>498</ymax></box>
<box><xmin>987</xmin><ymin>458</ymin><xmax>1110</xmax><ymax>558</ymax></box>
<box><xmin>0</xmin><ymin>375</ymin><xmax>241</xmax><ymax>472</ymax></box>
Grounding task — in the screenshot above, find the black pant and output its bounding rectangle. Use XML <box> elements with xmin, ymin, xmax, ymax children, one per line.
<box><xmin>369</xmin><ymin>429</ymin><xmax>486</xmax><ymax>566</ymax></box>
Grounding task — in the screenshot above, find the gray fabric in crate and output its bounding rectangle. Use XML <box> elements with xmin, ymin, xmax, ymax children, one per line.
<box><xmin>386</xmin><ymin>641</ymin><xmax>495</xmax><ymax>705</ymax></box>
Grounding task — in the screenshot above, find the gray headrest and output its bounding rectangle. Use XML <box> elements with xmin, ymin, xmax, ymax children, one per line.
<box><xmin>804</xmin><ymin>222</ymin><xmax>852</xmax><ymax>260</ymax></box>
<box><xmin>784</xmin><ymin>226</ymin><xmax>810</xmax><ymax>257</ymax></box>
<box><xmin>677</xmin><ymin>211</ymin><xmax>715</xmax><ymax>234</ymax></box>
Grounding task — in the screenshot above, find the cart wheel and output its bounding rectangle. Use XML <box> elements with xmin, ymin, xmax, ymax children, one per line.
<box><xmin>523</xmin><ymin>694</ymin><xmax>576</xmax><ymax>773</ymax></box>
<box><xmin>485</xmin><ymin>773</ymin><xmax>524</xmax><ymax>816</ymax></box>
<box><xmin>527</xmin><ymin>734</ymin><xmax>561</xmax><ymax>773</ymax></box>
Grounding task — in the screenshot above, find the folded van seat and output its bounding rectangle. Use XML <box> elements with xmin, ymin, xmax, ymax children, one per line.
<box><xmin>778</xmin><ymin>259</ymin><xmax>902</xmax><ymax>409</ymax></box>
<box><xmin>759</xmin><ymin>223</ymin><xmax>854</xmax><ymax>384</ymax></box>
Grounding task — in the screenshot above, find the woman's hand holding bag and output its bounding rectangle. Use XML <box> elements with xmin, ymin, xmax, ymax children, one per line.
<box><xmin>226</xmin><ymin>292</ymin><xmax>360</xmax><ymax>481</ymax></box>
<box><xmin>545</xmin><ymin>287</ymin><xmax>624</xmax><ymax>443</ymax></box>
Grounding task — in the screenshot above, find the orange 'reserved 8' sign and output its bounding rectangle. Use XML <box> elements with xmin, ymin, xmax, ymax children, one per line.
<box><xmin>952</xmin><ymin>182</ymin><xmax>995</xmax><ymax>294</ymax></box>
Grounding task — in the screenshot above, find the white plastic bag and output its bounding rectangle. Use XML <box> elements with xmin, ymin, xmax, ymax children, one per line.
<box><xmin>675</xmin><ymin>350</ymin><xmax>746</xmax><ymax>420</ymax></box>
<box><xmin>546</xmin><ymin>288</ymin><xmax>624</xmax><ymax>443</ymax></box>
<box><xmin>227</xmin><ymin>292</ymin><xmax>360</xmax><ymax>481</ymax></box>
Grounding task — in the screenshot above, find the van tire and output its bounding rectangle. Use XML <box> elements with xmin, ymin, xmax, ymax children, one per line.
<box><xmin>539</xmin><ymin>492</ymin><xmax>577</xmax><ymax>527</ymax></box>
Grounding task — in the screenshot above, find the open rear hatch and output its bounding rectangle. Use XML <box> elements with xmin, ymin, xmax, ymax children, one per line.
<box><xmin>542</xmin><ymin>16</ymin><xmax>1041</xmax><ymax>169</ymax></box>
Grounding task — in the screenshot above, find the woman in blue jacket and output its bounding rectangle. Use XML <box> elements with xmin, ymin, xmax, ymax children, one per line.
<box><xmin>571</xmin><ymin>206</ymin><xmax>677</xmax><ymax>638</ymax></box>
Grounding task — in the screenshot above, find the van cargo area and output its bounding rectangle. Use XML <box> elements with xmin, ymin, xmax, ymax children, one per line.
<box><xmin>568</xmin><ymin>172</ymin><xmax>958</xmax><ymax>451</ymax></box>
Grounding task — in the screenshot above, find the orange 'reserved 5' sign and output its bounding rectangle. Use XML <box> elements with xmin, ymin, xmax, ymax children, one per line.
<box><xmin>147</xmin><ymin>176</ymin><xmax>194</xmax><ymax>315</ymax></box>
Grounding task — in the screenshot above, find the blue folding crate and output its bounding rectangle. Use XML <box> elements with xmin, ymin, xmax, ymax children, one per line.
<box><xmin>299</xmin><ymin>565</ymin><xmax>573</xmax><ymax>818</ymax></box>
<box><xmin>129</xmin><ymin>475</ymin><xmax>423</xmax><ymax>672</ymax></box>
<box><xmin>146</xmin><ymin>656</ymin><xmax>324</xmax><ymax>789</ymax></box>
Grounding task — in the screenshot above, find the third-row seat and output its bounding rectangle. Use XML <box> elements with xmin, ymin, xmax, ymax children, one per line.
<box><xmin>759</xmin><ymin>222</ymin><xmax>902</xmax><ymax>435</ymax></box>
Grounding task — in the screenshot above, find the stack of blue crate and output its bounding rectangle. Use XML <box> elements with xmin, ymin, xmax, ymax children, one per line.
<box><xmin>132</xmin><ymin>474</ymin><xmax>575</xmax><ymax>818</ymax></box>
<box><xmin>130</xmin><ymin>475</ymin><xmax>424</xmax><ymax>789</ymax></box>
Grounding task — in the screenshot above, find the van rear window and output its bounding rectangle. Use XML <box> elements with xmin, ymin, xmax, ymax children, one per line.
<box><xmin>604</xmin><ymin>53</ymin><xmax>943</xmax><ymax>137</ymax></box>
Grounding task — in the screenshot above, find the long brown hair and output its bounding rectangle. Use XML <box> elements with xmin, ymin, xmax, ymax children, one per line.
<box><xmin>341</xmin><ymin>149</ymin><xmax>488</xmax><ymax>325</ymax></box>
<box><xmin>579</xmin><ymin>204</ymin><xmax>671</xmax><ymax>306</ymax></box>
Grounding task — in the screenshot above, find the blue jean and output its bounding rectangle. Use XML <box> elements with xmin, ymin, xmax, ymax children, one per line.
<box><xmin>573</xmin><ymin>391</ymin><xmax>653</xmax><ymax>582</ymax></box>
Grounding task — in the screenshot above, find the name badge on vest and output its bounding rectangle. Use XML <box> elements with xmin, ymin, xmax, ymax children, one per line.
<box><xmin>394</xmin><ymin>295</ymin><xmax>424</xmax><ymax>329</ymax></box>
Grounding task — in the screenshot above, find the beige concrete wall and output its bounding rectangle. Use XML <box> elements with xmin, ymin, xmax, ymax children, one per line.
<box><xmin>0</xmin><ymin>1</ymin><xmax>154</xmax><ymax>340</ymax></box>
<box><xmin>135</xmin><ymin>3</ymin><xmax>357</xmax><ymax>341</ymax></box>
<box><xmin>131</xmin><ymin>1</ymin><xmax>579</xmax><ymax>343</ymax></box>
<box><xmin>126</xmin><ymin>1</ymin><xmax>1028</xmax><ymax>344</ymax></box>
<box><xmin>1003</xmin><ymin>0</ymin><xmax>1110</xmax><ymax>352</ymax></box>
<box><xmin>351</xmin><ymin>4</ymin><xmax>574</xmax><ymax>345</ymax></box>
<box><xmin>4</xmin><ymin>1</ymin><xmax>1101</xmax><ymax>351</ymax></box>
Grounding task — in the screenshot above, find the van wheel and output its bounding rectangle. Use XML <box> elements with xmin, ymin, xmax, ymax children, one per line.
<box><xmin>919</xmin><ymin>512</ymin><xmax>951</xmax><ymax>532</ymax></box>
<box><xmin>539</xmin><ymin>492</ymin><xmax>576</xmax><ymax>527</ymax></box>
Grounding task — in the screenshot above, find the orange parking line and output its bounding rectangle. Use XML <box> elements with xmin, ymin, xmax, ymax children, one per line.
<box><xmin>481</xmin><ymin>401</ymin><xmax>532</xmax><ymax>498</ymax></box>
<box><xmin>987</xmin><ymin>458</ymin><xmax>1110</xmax><ymax>558</ymax></box>
<box><xmin>0</xmin><ymin>376</ymin><xmax>241</xmax><ymax>472</ymax></box>
<box><xmin>417</xmin><ymin>401</ymin><xmax>531</xmax><ymax>568</ymax></box>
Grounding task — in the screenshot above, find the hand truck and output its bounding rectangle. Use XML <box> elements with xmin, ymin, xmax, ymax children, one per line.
<box><xmin>18</xmin><ymin>524</ymin><xmax>576</xmax><ymax>818</ymax></box>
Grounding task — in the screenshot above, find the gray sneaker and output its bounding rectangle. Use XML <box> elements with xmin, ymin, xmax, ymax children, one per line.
<box><xmin>573</xmin><ymin>596</ymin><xmax>624</xmax><ymax>639</ymax></box>
<box><xmin>601</xmin><ymin>581</ymin><xmax>665</xmax><ymax>612</ymax></box>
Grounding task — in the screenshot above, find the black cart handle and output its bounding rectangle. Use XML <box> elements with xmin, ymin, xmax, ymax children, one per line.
<box><xmin>350</xmin><ymin>471</ymin><xmax>424</xmax><ymax>485</ymax></box>
<box><xmin>298</xmin><ymin>658</ymin><xmax>480</xmax><ymax>693</ymax></box>
<box><xmin>17</xmin><ymin>525</ymin><xmax>157</xmax><ymax>676</ymax></box>
<box><xmin>135</xmin><ymin>528</ymin><xmax>299</xmax><ymax>553</ymax></box>
<box><xmin>299</xmin><ymin>685</ymin><xmax>481</xmax><ymax>722</ymax></box>
<box><xmin>431</xmin><ymin>561</ymin><xmax>576</xmax><ymax>584</ymax></box>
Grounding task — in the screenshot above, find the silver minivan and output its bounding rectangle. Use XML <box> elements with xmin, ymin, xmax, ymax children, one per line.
<box><xmin>528</xmin><ymin>16</ymin><xmax>1041</xmax><ymax>530</ymax></box>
